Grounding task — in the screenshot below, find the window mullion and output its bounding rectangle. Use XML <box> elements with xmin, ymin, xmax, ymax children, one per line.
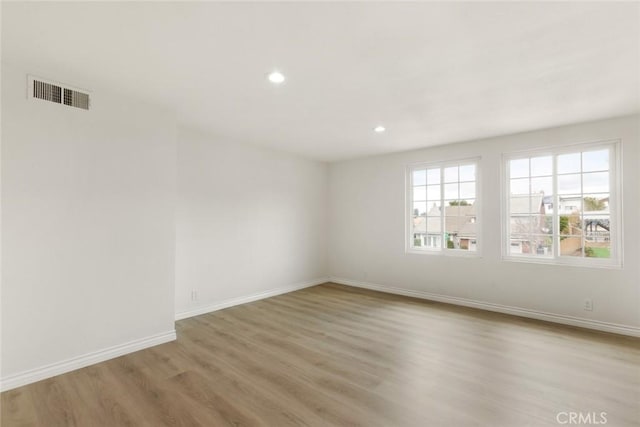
<box><xmin>610</xmin><ymin>146</ymin><xmax>616</xmax><ymax>261</ymax></box>
<box><xmin>580</xmin><ymin>152</ymin><xmax>585</xmax><ymax>258</ymax></box>
<box><xmin>528</xmin><ymin>158</ymin><xmax>533</xmax><ymax>257</ymax></box>
<box><xmin>553</xmin><ymin>154</ymin><xmax>558</xmax><ymax>260</ymax></box>
<box><xmin>440</xmin><ymin>167</ymin><xmax>445</xmax><ymax>250</ymax></box>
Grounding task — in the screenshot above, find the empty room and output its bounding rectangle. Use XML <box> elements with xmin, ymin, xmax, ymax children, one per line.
<box><xmin>1</xmin><ymin>1</ymin><xmax>639</xmax><ymax>426</ymax></box>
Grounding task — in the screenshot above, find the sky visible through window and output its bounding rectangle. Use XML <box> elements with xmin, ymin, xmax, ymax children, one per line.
<box><xmin>509</xmin><ymin>150</ymin><xmax>609</xmax><ymax>195</ymax></box>
<box><xmin>506</xmin><ymin>147</ymin><xmax>613</xmax><ymax>262</ymax></box>
<box><xmin>411</xmin><ymin>162</ymin><xmax>478</xmax><ymax>252</ymax></box>
<box><xmin>410</xmin><ymin>146</ymin><xmax>615</xmax><ymax>264</ymax></box>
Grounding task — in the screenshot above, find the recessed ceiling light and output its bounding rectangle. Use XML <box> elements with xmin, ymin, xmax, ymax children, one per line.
<box><xmin>373</xmin><ymin>126</ymin><xmax>386</xmax><ymax>133</ymax></box>
<box><xmin>268</xmin><ymin>71</ymin><xmax>285</xmax><ymax>84</ymax></box>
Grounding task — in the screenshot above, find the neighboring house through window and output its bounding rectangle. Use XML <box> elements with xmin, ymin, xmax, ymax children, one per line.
<box><xmin>408</xmin><ymin>159</ymin><xmax>479</xmax><ymax>254</ymax></box>
<box><xmin>503</xmin><ymin>141</ymin><xmax>621</xmax><ymax>267</ymax></box>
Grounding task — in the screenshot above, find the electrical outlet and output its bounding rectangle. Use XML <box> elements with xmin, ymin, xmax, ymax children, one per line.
<box><xmin>191</xmin><ymin>290</ymin><xmax>198</xmax><ymax>301</ymax></box>
<box><xmin>584</xmin><ymin>299</ymin><xmax>593</xmax><ymax>311</ymax></box>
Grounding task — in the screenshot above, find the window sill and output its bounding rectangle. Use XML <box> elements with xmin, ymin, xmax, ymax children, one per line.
<box><xmin>502</xmin><ymin>255</ymin><xmax>622</xmax><ymax>270</ymax></box>
<box><xmin>407</xmin><ymin>248</ymin><xmax>481</xmax><ymax>258</ymax></box>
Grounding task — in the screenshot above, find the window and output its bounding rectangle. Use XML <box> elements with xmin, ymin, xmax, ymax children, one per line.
<box><xmin>503</xmin><ymin>141</ymin><xmax>621</xmax><ymax>267</ymax></box>
<box><xmin>407</xmin><ymin>159</ymin><xmax>479</xmax><ymax>254</ymax></box>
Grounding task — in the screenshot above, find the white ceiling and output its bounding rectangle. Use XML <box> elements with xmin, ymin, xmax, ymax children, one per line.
<box><xmin>3</xmin><ymin>2</ymin><xmax>639</xmax><ymax>161</ymax></box>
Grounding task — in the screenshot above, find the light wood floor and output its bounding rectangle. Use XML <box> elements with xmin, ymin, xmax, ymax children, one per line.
<box><xmin>2</xmin><ymin>283</ymin><xmax>639</xmax><ymax>426</ymax></box>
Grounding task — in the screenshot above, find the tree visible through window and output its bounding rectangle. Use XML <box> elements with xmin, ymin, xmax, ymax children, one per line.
<box><xmin>504</xmin><ymin>142</ymin><xmax>620</xmax><ymax>266</ymax></box>
<box><xmin>409</xmin><ymin>160</ymin><xmax>478</xmax><ymax>253</ymax></box>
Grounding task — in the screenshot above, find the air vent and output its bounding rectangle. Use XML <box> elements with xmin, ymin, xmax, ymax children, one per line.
<box><xmin>33</xmin><ymin>80</ymin><xmax>62</xmax><ymax>103</ymax></box>
<box><xmin>28</xmin><ymin>76</ymin><xmax>90</xmax><ymax>110</ymax></box>
<box><xmin>63</xmin><ymin>88</ymin><xmax>89</xmax><ymax>110</ymax></box>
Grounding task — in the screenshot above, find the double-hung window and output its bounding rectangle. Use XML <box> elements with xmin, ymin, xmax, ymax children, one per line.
<box><xmin>408</xmin><ymin>159</ymin><xmax>479</xmax><ymax>254</ymax></box>
<box><xmin>504</xmin><ymin>141</ymin><xmax>621</xmax><ymax>267</ymax></box>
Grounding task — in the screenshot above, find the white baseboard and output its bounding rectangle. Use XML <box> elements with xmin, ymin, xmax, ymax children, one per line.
<box><xmin>175</xmin><ymin>277</ymin><xmax>330</xmax><ymax>321</ymax></box>
<box><xmin>330</xmin><ymin>276</ymin><xmax>640</xmax><ymax>338</ymax></box>
<box><xmin>0</xmin><ymin>330</ymin><xmax>176</xmax><ymax>392</ymax></box>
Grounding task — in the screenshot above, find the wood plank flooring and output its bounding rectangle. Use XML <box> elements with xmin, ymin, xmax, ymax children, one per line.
<box><xmin>2</xmin><ymin>283</ymin><xmax>639</xmax><ymax>426</ymax></box>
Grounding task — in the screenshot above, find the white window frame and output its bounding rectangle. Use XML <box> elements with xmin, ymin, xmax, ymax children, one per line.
<box><xmin>406</xmin><ymin>157</ymin><xmax>482</xmax><ymax>257</ymax></box>
<box><xmin>501</xmin><ymin>140</ymin><xmax>622</xmax><ymax>269</ymax></box>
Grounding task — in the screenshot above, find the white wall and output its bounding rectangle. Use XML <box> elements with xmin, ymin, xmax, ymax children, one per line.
<box><xmin>329</xmin><ymin>115</ymin><xmax>640</xmax><ymax>331</ymax></box>
<box><xmin>0</xmin><ymin>58</ymin><xmax>635</xmax><ymax>393</ymax></box>
<box><xmin>175</xmin><ymin>127</ymin><xmax>328</xmax><ymax>318</ymax></box>
<box><xmin>1</xmin><ymin>63</ymin><xmax>177</xmax><ymax>383</ymax></box>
